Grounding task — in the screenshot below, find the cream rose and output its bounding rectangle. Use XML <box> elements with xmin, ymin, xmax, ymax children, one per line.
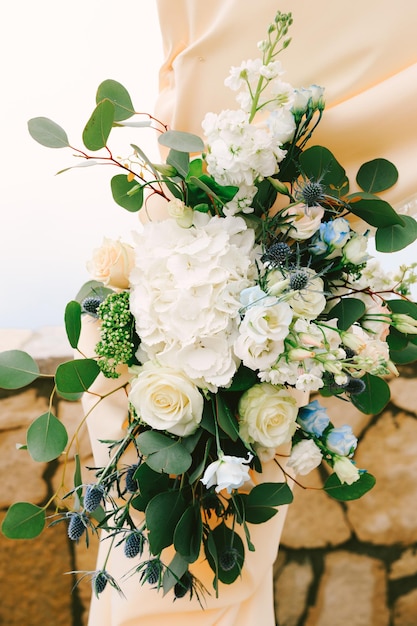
<box><xmin>238</xmin><ymin>383</ymin><xmax>298</xmax><ymax>448</ymax></box>
<box><xmin>128</xmin><ymin>362</ymin><xmax>204</xmax><ymax>437</ymax></box>
<box><xmin>280</xmin><ymin>204</ymin><xmax>324</xmax><ymax>240</ymax></box>
<box><xmin>87</xmin><ymin>237</ymin><xmax>134</xmax><ymax>289</ymax></box>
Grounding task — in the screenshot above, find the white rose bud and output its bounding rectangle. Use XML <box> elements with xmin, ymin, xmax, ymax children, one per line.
<box><xmin>87</xmin><ymin>237</ymin><xmax>134</xmax><ymax>289</ymax></box>
<box><xmin>333</xmin><ymin>456</ymin><xmax>360</xmax><ymax>485</ymax></box>
<box><xmin>342</xmin><ymin>233</ymin><xmax>369</xmax><ymax>265</ymax></box>
<box><xmin>201</xmin><ymin>452</ymin><xmax>253</xmax><ymax>493</ymax></box>
<box><xmin>167</xmin><ymin>198</ymin><xmax>194</xmax><ymax>228</ymax></box>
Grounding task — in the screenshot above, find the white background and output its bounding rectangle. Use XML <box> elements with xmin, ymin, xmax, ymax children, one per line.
<box><xmin>0</xmin><ymin>1</ymin><xmax>162</xmax><ymax>328</ymax></box>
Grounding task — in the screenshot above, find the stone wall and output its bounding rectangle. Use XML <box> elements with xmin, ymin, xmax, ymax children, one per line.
<box><xmin>0</xmin><ymin>329</ymin><xmax>416</xmax><ymax>626</ymax></box>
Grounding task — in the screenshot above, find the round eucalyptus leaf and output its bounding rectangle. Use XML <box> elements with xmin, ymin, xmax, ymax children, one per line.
<box><xmin>1</xmin><ymin>502</ymin><xmax>45</xmax><ymax>539</ymax></box>
<box><xmin>28</xmin><ymin>117</ymin><xmax>70</xmax><ymax>148</ymax></box>
<box><xmin>356</xmin><ymin>158</ymin><xmax>398</xmax><ymax>193</ymax></box>
<box><xmin>27</xmin><ymin>412</ymin><xmax>68</xmax><ymax>462</ymax></box>
<box><xmin>96</xmin><ymin>79</ymin><xmax>135</xmax><ymax>121</ymax></box>
<box><xmin>0</xmin><ymin>350</ymin><xmax>40</xmax><ymax>389</ymax></box>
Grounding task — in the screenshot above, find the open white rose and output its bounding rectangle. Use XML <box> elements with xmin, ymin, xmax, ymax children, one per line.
<box><xmin>87</xmin><ymin>237</ymin><xmax>134</xmax><ymax>289</ymax></box>
<box><xmin>280</xmin><ymin>204</ymin><xmax>324</xmax><ymax>240</ymax></box>
<box><xmin>128</xmin><ymin>362</ymin><xmax>204</xmax><ymax>437</ymax></box>
<box><xmin>201</xmin><ymin>452</ymin><xmax>253</xmax><ymax>493</ymax></box>
<box><xmin>238</xmin><ymin>383</ymin><xmax>298</xmax><ymax>448</ymax></box>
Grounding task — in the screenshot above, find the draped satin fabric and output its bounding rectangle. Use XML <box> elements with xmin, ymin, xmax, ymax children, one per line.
<box><xmin>86</xmin><ymin>2</ymin><xmax>417</xmax><ymax>624</ymax></box>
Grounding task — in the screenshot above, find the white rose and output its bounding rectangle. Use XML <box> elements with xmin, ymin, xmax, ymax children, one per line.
<box><xmin>128</xmin><ymin>362</ymin><xmax>204</xmax><ymax>437</ymax></box>
<box><xmin>287</xmin><ymin>269</ymin><xmax>327</xmax><ymax>319</ymax></box>
<box><xmin>280</xmin><ymin>204</ymin><xmax>324</xmax><ymax>240</ymax></box>
<box><xmin>201</xmin><ymin>452</ymin><xmax>253</xmax><ymax>493</ymax></box>
<box><xmin>87</xmin><ymin>237</ymin><xmax>134</xmax><ymax>289</ymax></box>
<box><xmin>287</xmin><ymin>439</ymin><xmax>323</xmax><ymax>475</ymax></box>
<box><xmin>238</xmin><ymin>383</ymin><xmax>298</xmax><ymax>448</ymax></box>
<box><xmin>333</xmin><ymin>456</ymin><xmax>360</xmax><ymax>485</ymax></box>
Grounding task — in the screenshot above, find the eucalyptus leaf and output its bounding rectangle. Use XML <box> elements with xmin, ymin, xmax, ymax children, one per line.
<box><xmin>110</xmin><ymin>174</ymin><xmax>144</xmax><ymax>211</ymax></box>
<box><xmin>159</xmin><ymin>130</ymin><xmax>204</xmax><ymax>153</ymax></box>
<box><xmin>162</xmin><ymin>553</ymin><xmax>189</xmax><ymax>596</ymax></box>
<box><xmin>227</xmin><ymin>366</ymin><xmax>259</xmax><ymax>392</ymax></box>
<box><xmin>174</xmin><ymin>503</ymin><xmax>203</xmax><ymax>562</ymax></box>
<box><xmin>146</xmin><ymin>491</ymin><xmax>187</xmax><ymax>554</ymax></box>
<box><xmin>1</xmin><ymin>502</ymin><xmax>45</xmax><ymax>539</ymax></box>
<box><xmin>351</xmin><ymin>374</ymin><xmax>390</xmax><ymax>414</ymax></box>
<box><xmin>247</xmin><ymin>482</ymin><xmax>294</xmax><ymax>507</ymax></box>
<box><xmin>131</xmin><ymin>463</ymin><xmax>170</xmax><ymax>511</ymax></box>
<box><xmin>167</xmin><ymin>149</ymin><xmax>190</xmax><ymax>178</ymax></box>
<box><xmin>375</xmin><ymin>215</ymin><xmax>417</xmax><ymax>252</ymax></box>
<box><xmin>96</xmin><ymin>79</ymin><xmax>135</xmax><ymax>121</ymax></box>
<box><xmin>27</xmin><ymin>412</ymin><xmax>68</xmax><ymax>462</ymax></box>
<box><xmin>324</xmin><ymin>472</ymin><xmax>376</xmax><ymax>501</ymax></box>
<box><xmin>216</xmin><ymin>395</ymin><xmax>239</xmax><ymax>441</ymax></box>
<box><xmin>75</xmin><ymin>280</ymin><xmax>113</xmax><ymax>305</ymax></box>
<box><xmin>55</xmin><ymin>359</ymin><xmax>100</xmax><ymax>394</ymax></box>
<box><xmin>388</xmin><ymin>299</ymin><xmax>417</xmax><ymax>318</ymax></box>
<box><xmin>0</xmin><ymin>350</ymin><xmax>40</xmax><ymax>389</ymax></box>
<box><xmin>346</xmin><ymin>194</ymin><xmax>404</xmax><ymax>228</ymax></box>
<box><xmin>327</xmin><ymin>298</ymin><xmax>366</xmax><ymax>331</ymax></box>
<box><xmin>82</xmin><ymin>99</ymin><xmax>115</xmax><ymax>151</ymax></box>
<box><xmin>299</xmin><ymin>146</ymin><xmax>349</xmax><ymax>195</ymax></box>
<box><xmin>137</xmin><ymin>431</ymin><xmax>192</xmax><ymax>474</ymax></box>
<box><xmin>238</xmin><ymin>495</ymin><xmax>278</xmax><ymax>524</ymax></box>
<box><xmin>389</xmin><ymin>342</ymin><xmax>417</xmax><ymax>364</ymax></box>
<box><xmin>65</xmin><ymin>300</ymin><xmax>82</xmax><ymax>348</ymax></box>
<box><xmin>356</xmin><ymin>158</ymin><xmax>398</xmax><ymax>193</ymax></box>
<box><xmin>28</xmin><ymin>117</ymin><xmax>70</xmax><ymax>148</ymax></box>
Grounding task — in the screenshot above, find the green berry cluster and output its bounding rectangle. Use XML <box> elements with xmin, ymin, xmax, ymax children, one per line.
<box><xmin>95</xmin><ymin>291</ymin><xmax>138</xmax><ymax>378</ymax></box>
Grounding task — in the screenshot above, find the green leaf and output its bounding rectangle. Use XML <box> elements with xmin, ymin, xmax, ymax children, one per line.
<box><xmin>174</xmin><ymin>503</ymin><xmax>203</xmax><ymax>562</ymax></box>
<box><xmin>299</xmin><ymin>146</ymin><xmax>349</xmax><ymax>196</ymax></box>
<box><xmin>389</xmin><ymin>342</ymin><xmax>417</xmax><ymax>364</ymax></box>
<box><xmin>137</xmin><ymin>431</ymin><xmax>192</xmax><ymax>474</ymax></box>
<box><xmin>375</xmin><ymin>215</ymin><xmax>417</xmax><ymax>252</ymax></box>
<box><xmin>159</xmin><ymin>130</ymin><xmax>204</xmax><ymax>153</ymax></box>
<box><xmin>386</xmin><ymin>327</ymin><xmax>408</xmax><ymax>351</ymax></box>
<box><xmin>327</xmin><ymin>298</ymin><xmax>366</xmax><ymax>331</ymax></box>
<box><xmin>226</xmin><ymin>365</ymin><xmax>258</xmax><ymax>392</ymax></box>
<box><xmin>110</xmin><ymin>174</ymin><xmax>144</xmax><ymax>211</ymax></box>
<box><xmin>188</xmin><ymin>175</ymin><xmax>238</xmax><ymax>204</ymax></box>
<box><xmin>27</xmin><ymin>117</ymin><xmax>70</xmax><ymax>148</ymax></box>
<box><xmin>96</xmin><ymin>79</ymin><xmax>135</xmax><ymax>121</ymax></box>
<box><xmin>204</xmin><ymin>523</ymin><xmax>244</xmax><ymax>585</ymax></box>
<box><xmin>1</xmin><ymin>502</ymin><xmax>45</xmax><ymax>539</ymax></box>
<box><xmin>216</xmin><ymin>395</ymin><xmax>239</xmax><ymax>441</ymax></box>
<box><xmin>73</xmin><ymin>453</ymin><xmax>83</xmax><ymax>508</ymax></box>
<box><xmin>82</xmin><ymin>99</ymin><xmax>115</xmax><ymax>151</ymax></box>
<box><xmin>55</xmin><ymin>359</ymin><xmax>100</xmax><ymax>394</ymax></box>
<box><xmin>238</xmin><ymin>495</ymin><xmax>278</xmax><ymax>524</ymax></box>
<box><xmin>146</xmin><ymin>491</ymin><xmax>187</xmax><ymax>554</ymax></box>
<box><xmin>132</xmin><ymin>463</ymin><xmax>170</xmax><ymax>511</ymax></box>
<box><xmin>0</xmin><ymin>350</ymin><xmax>40</xmax><ymax>389</ymax></box>
<box><xmin>65</xmin><ymin>300</ymin><xmax>82</xmax><ymax>349</ymax></box>
<box><xmin>351</xmin><ymin>374</ymin><xmax>390</xmax><ymax>414</ymax></box>
<box><xmin>356</xmin><ymin>158</ymin><xmax>398</xmax><ymax>193</ymax></box>
<box><xmin>388</xmin><ymin>299</ymin><xmax>417</xmax><ymax>318</ymax></box>
<box><xmin>75</xmin><ymin>280</ymin><xmax>113</xmax><ymax>305</ymax></box>
<box><xmin>26</xmin><ymin>412</ymin><xmax>68</xmax><ymax>462</ymax></box>
<box><xmin>324</xmin><ymin>472</ymin><xmax>376</xmax><ymax>501</ymax></box>
<box><xmin>167</xmin><ymin>149</ymin><xmax>190</xmax><ymax>178</ymax></box>
<box><xmin>247</xmin><ymin>482</ymin><xmax>294</xmax><ymax>507</ymax></box>
<box><xmin>162</xmin><ymin>553</ymin><xmax>189</xmax><ymax>596</ymax></box>
<box><xmin>346</xmin><ymin>194</ymin><xmax>404</xmax><ymax>228</ymax></box>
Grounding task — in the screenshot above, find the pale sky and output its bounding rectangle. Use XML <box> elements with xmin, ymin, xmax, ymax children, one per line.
<box><xmin>0</xmin><ymin>1</ymin><xmax>162</xmax><ymax>328</ymax></box>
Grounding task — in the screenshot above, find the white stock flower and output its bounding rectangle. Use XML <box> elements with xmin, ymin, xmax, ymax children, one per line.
<box><xmin>87</xmin><ymin>237</ymin><xmax>134</xmax><ymax>289</ymax></box>
<box><xmin>129</xmin><ymin>362</ymin><xmax>204</xmax><ymax>437</ymax></box>
<box><xmin>287</xmin><ymin>439</ymin><xmax>323</xmax><ymax>475</ymax></box>
<box><xmin>201</xmin><ymin>452</ymin><xmax>253</xmax><ymax>493</ymax></box>
<box><xmin>238</xmin><ymin>383</ymin><xmax>298</xmax><ymax>448</ymax></box>
<box><xmin>333</xmin><ymin>456</ymin><xmax>360</xmax><ymax>485</ymax></box>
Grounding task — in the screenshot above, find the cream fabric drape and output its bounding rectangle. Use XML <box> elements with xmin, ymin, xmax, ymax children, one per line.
<box><xmin>155</xmin><ymin>0</ymin><xmax>417</xmax><ymax>212</ymax></box>
<box><xmin>86</xmin><ymin>2</ymin><xmax>417</xmax><ymax>624</ymax></box>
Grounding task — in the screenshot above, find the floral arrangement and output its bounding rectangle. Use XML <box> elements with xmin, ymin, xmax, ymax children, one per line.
<box><xmin>2</xmin><ymin>11</ymin><xmax>417</xmax><ymax>603</ymax></box>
